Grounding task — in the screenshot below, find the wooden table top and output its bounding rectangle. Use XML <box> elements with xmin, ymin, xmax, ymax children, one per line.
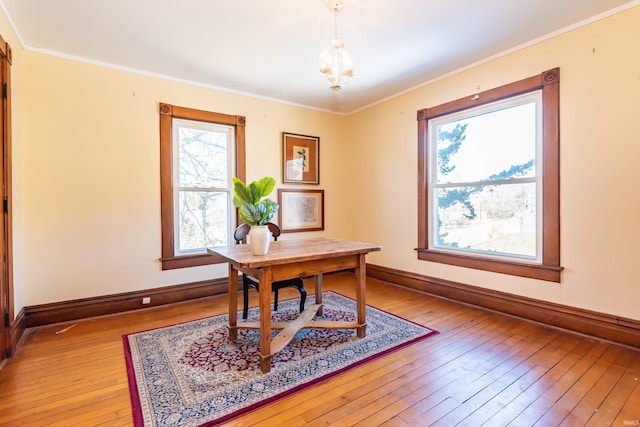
<box><xmin>208</xmin><ymin>237</ymin><xmax>381</xmax><ymax>268</ymax></box>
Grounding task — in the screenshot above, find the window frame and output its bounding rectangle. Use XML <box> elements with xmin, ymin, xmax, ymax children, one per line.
<box><xmin>159</xmin><ymin>103</ymin><xmax>245</xmax><ymax>270</ymax></box>
<box><xmin>417</xmin><ymin>68</ymin><xmax>562</xmax><ymax>282</ymax></box>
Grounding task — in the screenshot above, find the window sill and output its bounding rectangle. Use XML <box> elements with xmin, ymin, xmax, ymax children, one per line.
<box><xmin>416</xmin><ymin>249</ymin><xmax>562</xmax><ymax>282</ymax></box>
<box><xmin>160</xmin><ymin>252</ymin><xmax>226</xmax><ymax>270</ymax></box>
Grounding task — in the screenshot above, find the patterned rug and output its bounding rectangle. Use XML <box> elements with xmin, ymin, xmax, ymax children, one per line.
<box><xmin>123</xmin><ymin>291</ymin><xmax>438</xmax><ymax>427</ymax></box>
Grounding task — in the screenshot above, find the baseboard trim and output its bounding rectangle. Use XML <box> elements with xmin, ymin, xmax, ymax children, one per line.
<box><xmin>24</xmin><ymin>277</ymin><xmax>238</xmax><ymax>328</ymax></box>
<box><xmin>7</xmin><ymin>307</ymin><xmax>26</xmax><ymax>357</ymax></box>
<box><xmin>367</xmin><ymin>264</ymin><xmax>640</xmax><ymax>348</ymax></box>
<box><xmin>13</xmin><ymin>266</ymin><xmax>640</xmax><ymax>352</ymax></box>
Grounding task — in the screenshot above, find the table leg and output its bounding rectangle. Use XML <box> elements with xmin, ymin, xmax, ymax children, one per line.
<box><xmin>355</xmin><ymin>253</ymin><xmax>367</xmax><ymax>338</ymax></box>
<box><xmin>227</xmin><ymin>264</ymin><xmax>238</xmax><ymax>342</ymax></box>
<box><xmin>314</xmin><ymin>273</ymin><xmax>323</xmax><ymax>316</ymax></box>
<box><xmin>258</xmin><ymin>266</ymin><xmax>273</xmax><ymax>373</ymax></box>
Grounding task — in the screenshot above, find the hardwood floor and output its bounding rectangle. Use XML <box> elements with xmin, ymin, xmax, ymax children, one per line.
<box><xmin>1</xmin><ymin>272</ymin><xmax>639</xmax><ymax>426</ymax></box>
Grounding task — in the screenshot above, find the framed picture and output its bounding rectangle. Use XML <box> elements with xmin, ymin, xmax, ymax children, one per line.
<box><xmin>278</xmin><ymin>189</ymin><xmax>324</xmax><ymax>233</ymax></box>
<box><xmin>282</xmin><ymin>132</ymin><xmax>319</xmax><ymax>184</ymax></box>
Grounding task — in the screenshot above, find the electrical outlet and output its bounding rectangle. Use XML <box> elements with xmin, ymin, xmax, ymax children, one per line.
<box><xmin>142</xmin><ymin>297</ymin><xmax>151</xmax><ymax>304</ymax></box>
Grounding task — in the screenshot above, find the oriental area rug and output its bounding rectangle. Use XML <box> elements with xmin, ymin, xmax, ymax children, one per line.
<box><xmin>123</xmin><ymin>291</ymin><xmax>438</xmax><ymax>427</ymax></box>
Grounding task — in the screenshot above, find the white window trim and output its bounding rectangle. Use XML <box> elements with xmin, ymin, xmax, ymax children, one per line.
<box><xmin>426</xmin><ymin>91</ymin><xmax>544</xmax><ymax>263</ymax></box>
<box><xmin>171</xmin><ymin>118</ymin><xmax>236</xmax><ymax>256</ymax></box>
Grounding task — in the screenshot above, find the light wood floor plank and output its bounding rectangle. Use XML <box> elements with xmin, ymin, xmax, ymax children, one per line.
<box><xmin>455</xmin><ymin>335</ymin><xmax>585</xmax><ymax>425</ymax></box>
<box><xmin>612</xmin><ymin>378</ymin><xmax>640</xmax><ymax>426</ymax></box>
<box><xmin>585</xmin><ymin>351</ymin><xmax>640</xmax><ymax>426</ymax></box>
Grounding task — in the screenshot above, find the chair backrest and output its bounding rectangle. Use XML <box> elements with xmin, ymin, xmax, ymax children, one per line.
<box><xmin>233</xmin><ymin>222</ymin><xmax>281</xmax><ymax>244</ymax></box>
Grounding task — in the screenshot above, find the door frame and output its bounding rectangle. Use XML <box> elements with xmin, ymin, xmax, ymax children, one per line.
<box><xmin>0</xmin><ymin>33</ymin><xmax>13</xmax><ymax>362</ymax></box>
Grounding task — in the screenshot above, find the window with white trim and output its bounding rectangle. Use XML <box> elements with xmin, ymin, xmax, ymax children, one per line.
<box><xmin>429</xmin><ymin>92</ymin><xmax>541</xmax><ymax>261</ymax></box>
<box><xmin>417</xmin><ymin>68</ymin><xmax>562</xmax><ymax>282</ymax></box>
<box><xmin>159</xmin><ymin>103</ymin><xmax>245</xmax><ymax>270</ymax></box>
<box><xmin>172</xmin><ymin>118</ymin><xmax>235</xmax><ymax>255</ymax></box>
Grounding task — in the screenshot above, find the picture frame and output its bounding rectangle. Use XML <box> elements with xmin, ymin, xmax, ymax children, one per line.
<box><xmin>278</xmin><ymin>189</ymin><xmax>324</xmax><ymax>233</ymax></box>
<box><xmin>282</xmin><ymin>132</ymin><xmax>320</xmax><ymax>184</ymax></box>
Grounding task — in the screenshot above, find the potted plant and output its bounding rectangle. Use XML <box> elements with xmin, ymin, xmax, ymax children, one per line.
<box><xmin>232</xmin><ymin>176</ymin><xmax>279</xmax><ymax>255</ymax></box>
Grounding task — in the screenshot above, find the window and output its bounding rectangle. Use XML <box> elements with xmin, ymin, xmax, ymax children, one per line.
<box><xmin>417</xmin><ymin>68</ymin><xmax>562</xmax><ymax>282</ymax></box>
<box><xmin>160</xmin><ymin>103</ymin><xmax>245</xmax><ymax>270</ymax></box>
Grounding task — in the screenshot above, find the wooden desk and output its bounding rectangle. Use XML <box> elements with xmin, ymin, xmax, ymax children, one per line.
<box><xmin>208</xmin><ymin>237</ymin><xmax>381</xmax><ymax>373</ymax></box>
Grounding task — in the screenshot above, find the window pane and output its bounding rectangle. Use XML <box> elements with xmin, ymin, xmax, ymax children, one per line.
<box><xmin>436</xmin><ymin>102</ymin><xmax>537</xmax><ymax>184</ymax></box>
<box><xmin>434</xmin><ymin>182</ymin><xmax>536</xmax><ymax>259</ymax></box>
<box><xmin>177</xmin><ymin>190</ymin><xmax>229</xmax><ymax>252</ymax></box>
<box><xmin>177</xmin><ymin>123</ymin><xmax>229</xmax><ymax>188</ymax></box>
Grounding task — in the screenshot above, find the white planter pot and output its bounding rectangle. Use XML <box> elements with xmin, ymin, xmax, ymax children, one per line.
<box><xmin>248</xmin><ymin>225</ymin><xmax>271</xmax><ymax>255</ymax></box>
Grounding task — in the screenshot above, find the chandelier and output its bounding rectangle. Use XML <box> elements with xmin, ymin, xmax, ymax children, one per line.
<box><xmin>320</xmin><ymin>0</ymin><xmax>354</xmax><ymax>91</ymax></box>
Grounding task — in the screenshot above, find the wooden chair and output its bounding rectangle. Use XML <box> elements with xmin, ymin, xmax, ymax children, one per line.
<box><xmin>234</xmin><ymin>222</ymin><xmax>307</xmax><ymax>319</ymax></box>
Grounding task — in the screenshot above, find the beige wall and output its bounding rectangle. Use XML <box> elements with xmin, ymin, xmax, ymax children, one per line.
<box><xmin>17</xmin><ymin>55</ymin><xmax>349</xmax><ymax>306</ymax></box>
<box><xmin>2</xmin><ymin>6</ymin><xmax>639</xmax><ymax>321</ymax></box>
<box><xmin>346</xmin><ymin>6</ymin><xmax>640</xmax><ymax>320</ymax></box>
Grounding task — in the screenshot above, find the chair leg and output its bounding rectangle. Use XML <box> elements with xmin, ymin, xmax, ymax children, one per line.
<box><xmin>299</xmin><ymin>286</ymin><xmax>307</xmax><ymax>313</ymax></box>
<box><xmin>242</xmin><ymin>281</ymin><xmax>250</xmax><ymax>319</ymax></box>
<box><xmin>273</xmin><ymin>289</ymin><xmax>279</xmax><ymax>312</ymax></box>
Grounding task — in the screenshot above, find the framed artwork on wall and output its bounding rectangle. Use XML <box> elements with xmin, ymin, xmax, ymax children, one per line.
<box><xmin>282</xmin><ymin>132</ymin><xmax>319</xmax><ymax>184</ymax></box>
<box><xmin>278</xmin><ymin>189</ymin><xmax>324</xmax><ymax>233</ymax></box>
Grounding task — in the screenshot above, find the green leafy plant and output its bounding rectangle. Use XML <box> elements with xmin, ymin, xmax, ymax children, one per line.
<box><xmin>232</xmin><ymin>176</ymin><xmax>279</xmax><ymax>226</ymax></box>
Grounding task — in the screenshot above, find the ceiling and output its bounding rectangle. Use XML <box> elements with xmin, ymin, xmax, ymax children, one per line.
<box><xmin>0</xmin><ymin>0</ymin><xmax>637</xmax><ymax>114</ymax></box>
